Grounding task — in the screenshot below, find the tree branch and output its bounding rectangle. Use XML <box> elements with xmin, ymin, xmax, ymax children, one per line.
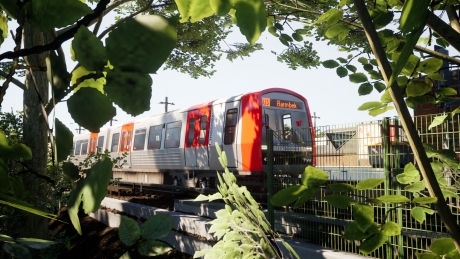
<box><xmin>0</xmin><ymin>0</ymin><xmax>110</xmax><ymax>62</ymax></box>
<box><xmin>354</xmin><ymin>0</ymin><xmax>460</xmax><ymax>253</ymax></box>
<box><xmin>446</xmin><ymin>5</ymin><xmax>460</xmax><ymax>34</ymax></box>
<box><xmin>427</xmin><ymin>11</ymin><xmax>460</xmax><ymax>53</ymax></box>
<box><xmin>0</xmin><ymin>70</ymin><xmax>25</xmax><ymax>91</ymax></box>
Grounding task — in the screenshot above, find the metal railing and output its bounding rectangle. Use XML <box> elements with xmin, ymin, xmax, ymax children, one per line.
<box><xmin>267</xmin><ymin>114</ymin><xmax>460</xmax><ymax>259</ymax></box>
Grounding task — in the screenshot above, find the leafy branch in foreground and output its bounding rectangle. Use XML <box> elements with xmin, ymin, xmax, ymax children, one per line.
<box><xmin>193</xmin><ymin>143</ymin><xmax>299</xmax><ymax>259</ymax></box>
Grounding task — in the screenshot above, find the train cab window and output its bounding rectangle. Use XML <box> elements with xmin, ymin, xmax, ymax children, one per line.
<box><xmin>133</xmin><ymin>128</ymin><xmax>146</xmax><ymax>151</ymax></box>
<box><xmin>147</xmin><ymin>125</ymin><xmax>162</xmax><ymax>150</ymax></box>
<box><xmin>199</xmin><ymin>115</ymin><xmax>207</xmax><ymax>145</ymax></box>
<box><xmin>111</xmin><ymin>133</ymin><xmax>120</xmax><ymax>152</ymax></box>
<box><xmin>224</xmin><ymin>109</ymin><xmax>238</xmax><ymax>145</ymax></box>
<box><xmin>187</xmin><ymin>118</ymin><xmax>196</xmax><ymax>146</ymax></box>
<box><xmin>80</xmin><ymin>140</ymin><xmax>89</xmax><ymax>155</ymax></box>
<box><xmin>75</xmin><ymin>141</ymin><xmax>81</xmax><ymax>155</ymax></box>
<box><xmin>283</xmin><ymin>114</ymin><xmax>292</xmax><ymax>140</ymax></box>
<box><xmin>97</xmin><ymin>136</ymin><xmax>104</xmax><ymax>152</ymax></box>
<box><xmin>165</xmin><ymin>121</ymin><xmax>181</xmax><ymax>148</ymax></box>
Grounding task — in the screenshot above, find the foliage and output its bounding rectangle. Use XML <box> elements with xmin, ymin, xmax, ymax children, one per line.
<box><xmin>0</xmin><ymin>233</ymin><xmax>57</xmax><ymax>259</ymax></box>
<box><xmin>193</xmin><ymin>143</ymin><xmax>299</xmax><ymax>259</ymax></box>
<box><xmin>271</xmin><ymin>159</ymin><xmax>460</xmax><ymax>256</ymax></box>
<box><xmin>118</xmin><ymin>214</ymin><xmax>173</xmax><ymax>257</ymax></box>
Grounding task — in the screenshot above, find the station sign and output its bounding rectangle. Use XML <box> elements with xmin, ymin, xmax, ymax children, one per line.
<box><xmin>262</xmin><ymin>97</ymin><xmax>303</xmax><ymax>109</ymax></box>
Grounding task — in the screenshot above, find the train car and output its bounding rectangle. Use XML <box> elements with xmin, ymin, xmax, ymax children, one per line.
<box><xmin>70</xmin><ymin>88</ymin><xmax>315</xmax><ymax>191</ymax></box>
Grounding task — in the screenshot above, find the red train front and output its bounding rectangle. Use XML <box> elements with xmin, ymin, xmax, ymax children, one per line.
<box><xmin>71</xmin><ymin>88</ymin><xmax>315</xmax><ymax>191</ymax></box>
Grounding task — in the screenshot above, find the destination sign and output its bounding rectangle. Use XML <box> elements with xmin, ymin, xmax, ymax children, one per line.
<box><xmin>262</xmin><ymin>97</ymin><xmax>303</xmax><ymax>110</ymax></box>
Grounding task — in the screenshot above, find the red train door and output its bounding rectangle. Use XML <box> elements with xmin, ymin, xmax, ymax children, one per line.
<box><xmin>119</xmin><ymin>123</ymin><xmax>134</xmax><ymax>153</ymax></box>
<box><xmin>89</xmin><ymin>132</ymin><xmax>98</xmax><ymax>153</ymax></box>
<box><xmin>185</xmin><ymin>107</ymin><xmax>211</xmax><ymax>168</ymax></box>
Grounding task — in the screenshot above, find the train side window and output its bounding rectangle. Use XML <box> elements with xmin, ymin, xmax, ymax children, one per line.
<box><xmin>283</xmin><ymin>114</ymin><xmax>292</xmax><ymax>140</ymax></box>
<box><xmin>75</xmin><ymin>140</ymin><xmax>82</xmax><ymax>155</ymax></box>
<box><xmin>97</xmin><ymin>136</ymin><xmax>104</xmax><ymax>152</ymax></box>
<box><xmin>224</xmin><ymin>109</ymin><xmax>238</xmax><ymax>145</ymax></box>
<box><xmin>147</xmin><ymin>125</ymin><xmax>162</xmax><ymax>150</ymax></box>
<box><xmin>199</xmin><ymin>115</ymin><xmax>207</xmax><ymax>145</ymax></box>
<box><xmin>133</xmin><ymin>128</ymin><xmax>146</xmax><ymax>151</ymax></box>
<box><xmin>111</xmin><ymin>133</ymin><xmax>120</xmax><ymax>152</ymax></box>
<box><xmin>81</xmin><ymin>140</ymin><xmax>89</xmax><ymax>155</ymax></box>
<box><xmin>187</xmin><ymin>118</ymin><xmax>196</xmax><ymax>146</ymax></box>
<box><xmin>165</xmin><ymin>121</ymin><xmax>181</xmax><ymax>148</ymax></box>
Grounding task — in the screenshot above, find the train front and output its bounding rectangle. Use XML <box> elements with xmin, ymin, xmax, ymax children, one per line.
<box><xmin>258</xmin><ymin>90</ymin><xmax>315</xmax><ymax>173</ymax></box>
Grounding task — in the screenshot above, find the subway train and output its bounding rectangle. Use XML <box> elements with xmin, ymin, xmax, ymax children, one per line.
<box><xmin>71</xmin><ymin>88</ymin><xmax>315</xmax><ymax>191</ymax></box>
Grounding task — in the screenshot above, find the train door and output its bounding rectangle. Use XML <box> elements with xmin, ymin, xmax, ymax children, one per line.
<box><xmin>89</xmin><ymin>132</ymin><xmax>98</xmax><ymax>153</ymax></box>
<box><xmin>119</xmin><ymin>123</ymin><xmax>134</xmax><ymax>167</ymax></box>
<box><xmin>196</xmin><ymin>115</ymin><xmax>209</xmax><ymax>167</ymax></box>
<box><xmin>185</xmin><ymin>117</ymin><xmax>197</xmax><ymax>167</ymax></box>
<box><xmin>223</xmin><ymin>102</ymin><xmax>239</xmax><ymax>168</ymax></box>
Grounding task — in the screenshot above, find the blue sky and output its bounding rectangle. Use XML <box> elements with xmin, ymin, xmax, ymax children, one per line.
<box><xmin>0</xmin><ymin>15</ymin><xmax>427</xmax><ymax>134</ymax></box>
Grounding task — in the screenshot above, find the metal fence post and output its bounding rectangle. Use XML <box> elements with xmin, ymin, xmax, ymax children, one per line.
<box><xmin>382</xmin><ymin>117</ymin><xmax>393</xmax><ymax>259</ymax></box>
<box><xmin>394</xmin><ymin>116</ymin><xmax>404</xmax><ymax>258</ymax></box>
<box><xmin>267</xmin><ymin>129</ymin><xmax>275</xmax><ymax>230</ymax></box>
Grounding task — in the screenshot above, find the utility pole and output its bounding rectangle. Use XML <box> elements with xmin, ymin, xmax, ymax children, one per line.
<box><xmin>110</xmin><ymin>119</ymin><xmax>117</xmax><ymax>126</ymax></box>
<box><xmin>312</xmin><ymin>112</ymin><xmax>320</xmax><ymax>131</ymax></box>
<box><xmin>159</xmin><ymin>96</ymin><xmax>175</xmax><ymax>113</ymax></box>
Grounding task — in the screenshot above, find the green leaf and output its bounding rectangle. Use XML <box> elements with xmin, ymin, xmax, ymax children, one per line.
<box><xmin>301</xmin><ymin>166</ymin><xmax>328</xmax><ymax>187</ymax></box>
<box><xmin>119</xmin><ymin>216</ymin><xmax>141</xmax><ymax>246</ymax></box>
<box><xmin>404</xmin><ymin>162</ymin><xmax>419</xmax><ymax>176</ymax></box>
<box><xmin>358</xmin><ymin>83</ymin><xmax>373</xmax><ymax>96</ymax></box>
<box><xmin>175</xmin><ymin>0</ymin><xmax>214</xmax><ymax>22</ymax></box>
<box><xmin>10</xmin><ymin>177</ymin><xmax>25</xmax><ymax>200</ymax></box>
<box><xmin>356</xmin><ymin>178</ymin><xmax>385</xmax><ymax>190</ymax></box>
<box><xmin>353</xmin><ymin>203</ymin><xmax>374</xmax><ymax>232</ymax></box>
<box><xmin>67</xmin><ymin>87</ymin><xmax>116</xmax><ymax>133</ymax></box>
<box><xmin>406</xmin><ymin>80</ymin><xmax>432</xmax><ymax>97</ymax></box>
<box><xmin>359</xmin><ymin>233</ymin><xmax>388</xmax><ymax>255</ymax></box>
<box><xmin>376</xmin><ymin>195</ymin><xmax>410</xmax><ymax>204</ymax></box>
<box><xmin>411</xmin><ymin>206</ymin><xmax>426</xmax><ymax>223</ymax></box>
<box><xmin>413</xmin><ymin>197</ymin><xmax>437</xmax><ymax>204</ymax></box>
<box><xmin>326</xmin><ymin>9</ymin><xmax>343</xmax><ymax>27</ymax></box>
<box><xmin>441</xmin><ymin>188</ymin><xmax>459</xmax><ymax>199</ymax></box>
<box><xmin>274</xmin><ymin>22</ymin><xmax>283</xmax><ymax>31</ymax></box>
<box><xmin>358</xmin><ymin>57</ymin><xmax>368</xmax><ymax>64</ymax></box>
<box><xmin>349</xmin><ymin>73</ymin><xmax>368</xmax><ymax>83</ymax></box>
<box><xmin>324</xmin><ymin>194</ymin><xmax>355</xmax><ymax>209</ymax></box>
<box><xmin>62</xmin><ymin>162</ymin><xmax>80</xmax><ymax>180</ymax></box>
<box><xmin>358</xmin><ymin>102</ymin><xmax>383</xmax><ymax>111</ymax></box>
<box><xmin>368</xmin><ymin>106</ymin><xmax>394</xmax><ymax>117</ymax></box>
<box><xmin>396</xmin><ymin>173</ymin><xmax>420</xmax><ymax>184</ymax></box>
<box><xmin>106</xmin><ymin>15</ymin><xmax>177</xmax><ymax>74</ymax></box>
<box><xmin>445</xmin><ymin>249</ymin><xmax>460</xmax><ymax>259</ymax></box>
<box><xmin>337</xmin><ymin>57</ymin><xmax>348</xmax><ymax>63</ymax></box>
<box><xmin>336</xmin><ymin>66</ymin><xmax>348</xmax><ymax>78</ymax></box>
<box><xmin>0</xmin><ymin>0</ymin><xmax>19</xmax><ymax>18</ymax></box>
<box><xmin>381</xmin><ymin>222</ymin><xmax>401</xmax><ymax>236</ymax></box>
<box><xmin>138</xmin><ymin>240</ymin><xmax>172</xmax><ymax>256</ymax></box>
<box><xmin>233</xmin><ymin>0</ymin><xmax>267</xmax><ymax>45</ymax></box>
<box><xmin>416</xmin><ymin>253</ymin><xmax>442</xmax><ymax>259</ymax></box>
<box><xmin>325</xmin><ymin>23</ymin><xmax>348</xmax><ymax>39</ymax></box>
<box><xmin>293</xmin><ymin>187</ymin><xmax>319</xmax><ymax>208</ymax></box>
<box><xmin>316</xmin><ymin>8</ymin><xmax>342</xmax><ymax>24</ymax></box>
<box><xmin>3</xmin><ymin>242</ymin><xmax>31</xmax><ymax>259</ymax></box>
<box><xmin>438</xmin><ymin>87</ymin><xmax>457</xmax><ymax>96</ymax></box>
<box><xmin>67</xmin><ymin>158</ymin><xmax>113</xmax><ymax>234</ymax></box>
<box><xmin>280</xmin><ymin>33</ymin><xmax>293</xmax><ymax>42</ymax></box>
<box><xmin>105</xmin><ymin>70</ymin><xmax>152</xmax><ymax>116</ymax></box>
<box><xmin>209</xmin><ymin>0</ymin><xmax>232</xmax><ymax>16</ymax></box>
<box><xmin>141</xmin><ymin>214</ymin><xmax>173</xmax><ymax>240</ymax></box>
<box><xmin>343</xmin><ymin>221</ymin><xmax>366</xmax><ymax>240</ymax></box>
<box><xmin>428</xmin><ymin>115</ymin><xmax>449</xmax><ymax>130</ymax></box>
<box><xmin>119</xmin><ymin>252</ymin><xmax>132</xmax><ymax>259</ymax></box>
<box><xmin>370</xmin><ymin>8</ymin><xmax>394</xmax><ymax>29</ymax></box>
<box><xmin>374</xmin><ymin>82</ymin><xmax>386</xmax><ymax>93</ymax></box>
<box><xmin>55</xmin><ymin>118</ymin><xmax>73</xmax><ymax>162</ymax></box>
<box><xmin>16</xmin><ymin>238</ymin><xmax>56</xmax><ymax>249</ymax></box>
<box><xmin>431</xmin><ymin>238</ymin><xmax>456</xmax><ymax>256</ymax></box>
<box><xmin>292</xmin><ymin>32</ymin><xmax>303</xmax><ymax>42</ymax></box>
<box><xmin>418</xmin><ymin>58</ymin><xmax>443</xmax><ymax>74</ymax></box>
<box><xmin>73</xmin><ymin>26</ymin><xmax>108</xmax><ymax>71</ymax></box>
<box><xmin>0</xmin><ymin>234</ymin><xmax>13</xmax><ymax>242</ymax></box>
<box><xmin>322</xmin><ymin>60</ymin><xmax>340</xmax><ymax>68</ymax></box>
<box><xmin>267</xmin><ymin>26</ymin><xmax>279</xmax><ymax>37</ymax></box>
<box><xmin>0</xmin><ymin>132</ymin><xmax>32</xmax><ymax>160</ymax></box>
<box><xmin>26</xmin><ymin>0</ymin><xmax>93</xmax><ymax>32</ymax></box>
<box><xmin>346</xmin><ymin>64</ymin><xmax>357</xmax><ymax>72</ymax></box>
<box><xmin>328</xmin><ymin>183</ymin><xmax>355</xmax><ymax>193</ymax></box>
<box><xmin>271</xmin><ymin>185</ymin><xmax>308</xmax><ymax>206</ymax></box>
<box><xmin>427</xmin><ymin>72</ymin><xmax>446</xmax><ymax>81</ymax></box>
<box><xmin>0</xmin><ymin>166</ymin><xmax>10</xmax><ymax>192</ymax></box>
<box><xmin>404</xmin><ymin>181</ymin><xmax>426</xmax><ymax>192</ymax></box>
<box><xmin>47</xmin><ymin>51</ymin><xmax>70</xmax><ymax>96</ymax></box>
